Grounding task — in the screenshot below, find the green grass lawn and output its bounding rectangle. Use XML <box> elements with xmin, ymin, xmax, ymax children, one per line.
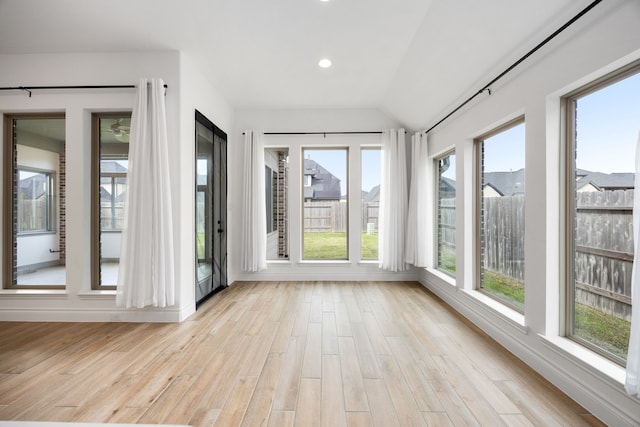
<box><xmin>304</xmin><ymin>232</ymin><xmax>348</xmax><ymax>259</ymax></box>
<box><xmin>438</xmin><ymin>250</ymin><xmax>456</xmax><ymax>275</ymax></box>
<box><xmin>197</xmin><ymin>232</ymin><xmax>205</xmax><ymax>259</ymax></box>
<box><xmin>575</xmin><ymin>303</ymin><xmax>630</xmax><ymax>360</ymax></box>
<box><xmin>303</xmin><ymin>232</ymin><xmax>378</xmax><ymax>260</ymax></box>
<box><xmin>361</xmin><ymin>233</ymin><xmax>379</xmax><ymax>260</ymax></box>
<box><xmin>482</xmin><ymin>270</ymin><xmax>525</xmax><ymax>311</ymax></box>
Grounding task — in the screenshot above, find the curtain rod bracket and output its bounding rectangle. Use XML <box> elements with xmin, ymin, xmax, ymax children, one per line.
<box><xmin>20</xmin><ymin>86</ymin><xmax>32</xmax><ymax>97</ymax></box>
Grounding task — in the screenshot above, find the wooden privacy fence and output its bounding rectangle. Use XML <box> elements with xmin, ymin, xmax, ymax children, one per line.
<box><xmin>575</xmin><ymin>190</ymin><xmax>633</xmax><ymax>321</ymax></box>
<box><xmin>303</xmin><ymin>201</ymin><xmax>379</xmax><ymax>233</ymax></box>
<box><xmin>439</xmin><ymin>190</ymin><xmax>633</xmax><ymax>321</ymax></box>
<box><xmin>483</xmin><ymin>195</ymin><xmax>525</xmax><ymax>283</ymax></box>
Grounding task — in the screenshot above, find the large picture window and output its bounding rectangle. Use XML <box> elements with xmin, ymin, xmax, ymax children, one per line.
<box><xmin>361</xmin><ymin>148</ymin><xmax>380</xmax><ymax>260</ymax></box>
<box><xmin>475</xmin><ymin>119</ymin><xmax>526</xmax><ymax>312</ymax></box>
<box><xmin>436</xmin><ymin>151</ymin><xmax>456</xmax><ymax>276</ymax></box>
<box><xmin>3</xmin><ymin>114</ymin><xmax>66</xmax><ymax>288</ymax></box>
<box><xmin>92</xmin><ymin>112</ymin><xmax>131</xmax><ymax>289</ymax></box>
<box><xmin>565</xmin><ymin>65</ymin><xmax>639</xmax><ymax>364</ymax></box>
<box><xmin>265</xmin><ymin>147</ymin><xmax>289</xmax><ymax>260</ymax></box>
<box><xmin>302</xmin><ymin>148</ymin><xmax>348</xmax><ymax>260</ymax></box>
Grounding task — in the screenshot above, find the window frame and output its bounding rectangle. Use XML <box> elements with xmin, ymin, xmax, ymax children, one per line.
<box><xmin>474</xmin><ymin>116</ymin><xmax>526</xmax><ymax>313</ymax></box>
<box><xmin>3</xmin><ymin>112</ymin><xmax>66</xmax><ymax>290</ymax></box>
<box><xmin>563</xmin><ymin>62</ymin><xmax>639</xmax><ymax>366</ymax></box>
<box><xmin>91</xmin><ymin>111</ymin><xmax>131</xmax><ymax>291</ymax></box>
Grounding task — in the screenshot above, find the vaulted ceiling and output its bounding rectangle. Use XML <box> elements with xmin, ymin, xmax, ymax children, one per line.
<box><xmin>0</xmin><ymin>0</ymin><xmax>594</xmax><ymax>129</ymax></box>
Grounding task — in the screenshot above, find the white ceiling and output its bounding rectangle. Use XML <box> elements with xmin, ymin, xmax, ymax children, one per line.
<box><xmin>0</xmin><ymin>0</ymin><xmax>594</xmax><ymax>130</ymax></box>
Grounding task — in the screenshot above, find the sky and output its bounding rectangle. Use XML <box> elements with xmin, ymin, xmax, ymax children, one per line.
<box><xmin>576</xmin><ymin>72</ymin><xmax>640</xmax><ymax>174</ymax></box>
<box><xmin>453</xmin><ymin>70</ymin><xmax>640</xmax><ymax>178</ymax></box>
<box><xmin>484</xmin><ymin>123</ymin><xmax>525</xmax><ymax>173</ymax></box>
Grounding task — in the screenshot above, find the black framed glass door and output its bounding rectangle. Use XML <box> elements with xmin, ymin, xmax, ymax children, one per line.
<box><xmin>195</xmin><ymin>110</ymin><xmax>227</xmax><ymax>306</ymax></box>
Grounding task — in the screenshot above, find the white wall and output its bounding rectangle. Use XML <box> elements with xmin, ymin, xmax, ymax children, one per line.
<box><xmin>420</xmin><ymin>1</ymin><xmax>640</xmax><ymax>425</ymax></box>
<box><xmin>231</xmin><ymin>108</ymin><xmax>417</xmax><ymax>282</ymax></box>
<box><xmin>0</xmin><ymin>51</ymin><xmax>189</xmax><ymax>322</ymax></box>
<box><xmin>178</xmin><ymin>52</ymin><xmax>234</xmax><ymax>317</ymax></box>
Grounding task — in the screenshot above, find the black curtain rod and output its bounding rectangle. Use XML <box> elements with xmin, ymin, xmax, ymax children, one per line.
<box><xmin>424</xmin><ymin>0</ymin><xmax>601</xmax><ymax>134</ymax></box>
<box><xmin>265</xmin><ymin>131</ymin><xmax>382</xmax><ymax>135</ymax></box>
<box><xmin>243</xmin><ymin>131</ymin><xmax>386</xmax><ymax>136</ymax></box>
<box><xmin>0</xmin><ymin>84</ymin><xmax>168</xmax><ymax>98</ymax></box>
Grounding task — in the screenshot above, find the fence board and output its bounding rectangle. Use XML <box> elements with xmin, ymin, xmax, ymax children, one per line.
<box><xmin>303</xmin><ymin>201</ymin><xmax>379</xmax><ymax>233</ymax></box>
<box><xmin>483</xmin><ymin>195</ymin><xmax>525</xmax><ymax>282</ymax></box>
<box><xmin>439</xmin><ymin>190</ymin><xmax>634</xmax><ymax>320</ymax></box>
<box><xmin>575</xmin><ymin>190</ymin><xmax>633</xmax><ymax>320</ymax></box>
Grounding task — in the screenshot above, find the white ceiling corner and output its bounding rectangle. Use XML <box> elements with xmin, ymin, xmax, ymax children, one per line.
<box><xmin>0</xmin><ymin>0</ymin><xmax>594</xmax><ymax>129</ymax></box>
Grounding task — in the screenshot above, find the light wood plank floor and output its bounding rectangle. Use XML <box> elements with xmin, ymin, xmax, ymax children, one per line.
<box><xmin>0</xmin><ymin>281</ymin><xmax>605</xmax><ymax>426</ymax></box>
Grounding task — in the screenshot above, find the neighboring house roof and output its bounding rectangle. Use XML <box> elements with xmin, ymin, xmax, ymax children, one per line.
<box><xmin>439</xmin><ymin>177</ymin><xmax>456</xmax><ymax>199</ymax></box>
<box><xmin>363</xmin><ymin>185</ymin><xmax>380</xmax><ymax>203</ymax></box>
<box><xmin>483</xmin><ymin>169</ymin><xmax>525</xmax><ymax>196</ymax></box>
<box><xmin>304</xmin><ymin>158</ymin><xmax>341</xmax><ymax>200</ymax></box>
<box><xmin>100</xmin><ymin>186</ymin><xmax>127</xmax><ymax>203</ymax></box>
<box><xmin>481</xmin><ymin>168</ymin><xmax>634</xmax><ymax>197</ymax></box>
<box><xmin>483</xmin><ymin>183</ymin><xmax>503</xmax><ymax>197</ymax></box>
<box><xmin>100</xmin><ymin>161</ymin><xmax>128</xmax><ymax>174</ymax></box>
<box><xmin>576</xmin><ymin>169</ymin><xmax>634</xmax><ymax>191</ymax></box>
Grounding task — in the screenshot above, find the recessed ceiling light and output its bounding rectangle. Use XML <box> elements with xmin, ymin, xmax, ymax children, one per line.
<box><xmin>318</xmin><ymin>58</ymin><xmax>332</xmax><ymax>68</ymax></box>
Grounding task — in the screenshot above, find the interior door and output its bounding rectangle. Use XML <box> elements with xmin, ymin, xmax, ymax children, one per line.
<box><xmin>195</xmin><ymin>111</ymin><xmax>227</xmax><ymax>306</ymax></box>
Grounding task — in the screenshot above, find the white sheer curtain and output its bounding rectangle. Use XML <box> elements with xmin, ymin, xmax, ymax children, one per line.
<box><xmin>625</xmin><ymin>131</ymin><xmax>640</xmax><ymax>396</ymax></box>
<box><xmin>379</xmin><ymin>128</ymin><xmax>408</xmax><ymax>272</ymax></box>
<box><xmin>240</xmin><ymin>130</ymin><xmax>267</xmax><ymax>272</ymax></box>
<box><xmin>116</xmin><ymin>78</ymin><xmax>175</xmax><ymax>308</ymax></box>
<box><xmin>405</xmin><ymin>131</ymin><xmax>432</xmax><ymax>267</ymax></box>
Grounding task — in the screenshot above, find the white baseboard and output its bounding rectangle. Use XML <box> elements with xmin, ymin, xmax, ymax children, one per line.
<box><xmin>0</xmin><ymin>306</ymin><xmax>186</xmax><ymax>323</ymax></box>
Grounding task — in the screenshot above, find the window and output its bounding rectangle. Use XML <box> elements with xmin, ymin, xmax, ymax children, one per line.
<box><xmin>92</xmin><ymin>113</ymin><xmax>131</xmax><ymax>289</ymax></box>
<box><xmin>3</xmin><ymin>114</ymin><xmax>66</xmax><ymax>288</ymax></box>
<box><xmin>475</xmin><ymin>119</ymin><xmax>526</xmax><ymax>312</ymax></box>
<box><xmin>265</xmin><ymin>166</ymin><xmax>278</xmax><ymax>234</ymax></box>
<box><xmin>436</xmin><ymin>152</ymin><xmax>456</xmax><ymax>275</ymax></box>
<box><xmin>565</xmin><ymin>65</ymin><xmax>639</xmax><ymax>364</ymax></box>
<box><xmin>361</xmin><ymin>148</ymin><xmax>380</xmax><ymax>260</ymax></box>
<box><xmin>303</xmin><ymin>148</ymin><xmax>348</xmax><ymax>260</ymax></box>
<box><xmin>265</xmin><ymin>148</ymin><xmax>289</xmax><ymax>260</ymax></box>
<box><xmin>17</xmin><ymin>168</ymin><xmax>55</xmax><ymax>233</ymax></box>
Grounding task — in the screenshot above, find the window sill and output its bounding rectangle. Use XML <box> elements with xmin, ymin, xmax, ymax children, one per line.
<box><xmin>298</xmin><ymin>260</ymin><xmax>351</xmax><ymax>266</ymax></box>
<box><xmin>266</xmin><ymin>259</ymin><xmax>291</xmax><ymax>264</ymax></box>
<box><xmin>539</xmin><ymin>334</ymin><xmax>625</xmax><ymax>386</ymax></box>
<box><xmin>425</xmin><ymin>267</ymin><xmax>456</xmax><ymax>287</ymax></box>
<box><xmin>0</xmin><ymin>289</ymin><xmax>68</xmax><ymax>299</ymax></box>
<box><xmin>78</xmin><ymin>290</ymin><xmax>116</xmax><ymax>300</ymax></box>
<box><xmin>461</xmin><ymin>288</ymin><xmax>528</xmax><ymax>333</ymax></box>
<box><xmin>17</xmin><ymin>231</ymin><xmax>57</xmax><ymax>237</ymax></box>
